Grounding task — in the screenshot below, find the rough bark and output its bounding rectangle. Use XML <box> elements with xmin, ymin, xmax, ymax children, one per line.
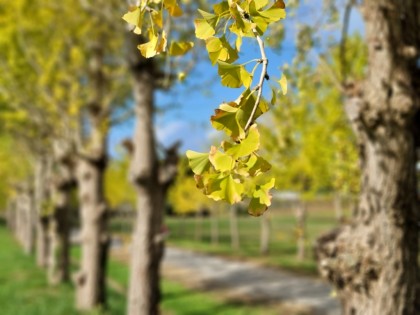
<box><xmin>126</xmin><ymin>33</ymin><xmax>161</xmax><ymax>315</ymax></box>
<box><xmin>75</xmin><ymin>43</ymin><xmax>110</xmax><ymax>310</ymax></box>
<box><xmin>126</xmin><ymin>33</ymin><xmax>178</xmax><ymax>315</ymax></box>
<box><xmin>316</xmin><ymin>1</ymin><xmax>420</xmax><ymax>314</ymax></box>
<box><xmin>260</xmin><ymin>212</ymin><xmax>271</xmax><ymax>255</ymax></box>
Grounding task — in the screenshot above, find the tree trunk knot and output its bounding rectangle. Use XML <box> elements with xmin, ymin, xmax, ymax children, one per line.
<box><xmin>315</xmin><ymin>226</ymin><xmax>381</xmax><ymax>295</ymax></box>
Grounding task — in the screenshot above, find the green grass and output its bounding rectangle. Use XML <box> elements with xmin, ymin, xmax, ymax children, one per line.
<box><xmin>0</xmin><ymin>226</ymin><xmax>82</xmax><ymax>315</ymax></box>
<box><xmin>0</xmin><ymin>225</ymin><xmax>279</xmax><ymax>315</ymax></box>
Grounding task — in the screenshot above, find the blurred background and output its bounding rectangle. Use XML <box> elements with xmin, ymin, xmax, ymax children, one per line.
<box><xmin>1</xmin><ymin>0</ymin><xmax>416</xmax><ymax>315</ymax></box>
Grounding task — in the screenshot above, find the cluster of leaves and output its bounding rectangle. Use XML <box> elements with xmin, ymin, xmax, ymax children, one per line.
<box><xmin>123</xmin><ymin>0</ymin><xmax>194</xmax><ymax>58</ymax></box>
<box><xmin>186</xmin><ymin>0</ymin><xmax>287</xmax><ymax>216</ymax></box>
<box><xmin>124</xmin><ymin>0</ymin><xmax>287</xmax><ymax>216</ymax></box>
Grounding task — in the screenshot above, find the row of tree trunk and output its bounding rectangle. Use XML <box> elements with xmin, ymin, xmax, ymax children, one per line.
<box><xmin>5</xmin><ymin>33</ymin><xmax>178</xmax><ymax>315</ymax></box>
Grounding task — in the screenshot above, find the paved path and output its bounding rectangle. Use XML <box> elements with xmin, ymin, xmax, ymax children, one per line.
<box><xmin>162</xmin><ymin>247</ymin><xmax>340</xmax><ymax>315</ymax></box>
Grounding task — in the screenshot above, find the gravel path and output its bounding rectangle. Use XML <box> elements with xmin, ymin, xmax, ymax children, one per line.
<box><xmin>162</xmin><ymin>247</ymin><xmax>341</xmax><ymax>315</ymax></box>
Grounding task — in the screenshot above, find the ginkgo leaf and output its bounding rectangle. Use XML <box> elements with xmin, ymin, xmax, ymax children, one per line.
<box><xmin>245</xmin><ymin>153</ymin><xmax>271</xmax><ymax>176</ymax></box>
<box><xmin>211</xmin><ymin>101</ymin><xmax>245</xmax><ymax>140</ymax></box>
<box><xmin>163</xmin><ymin>0</ymin><xmax>183</xmax><ymax>17</ymax></box>
<box><xmin>186</xmin><ymin>150</ymin><xmax>211</xmax><ymax>175</ymax></box>
<box><xmin>151</xmin><ymin>9</ymin><xmax>163</xmax><ymax>28</ymax></box>
<box><xmin>278</xmin><ymin>73</ymin><xmax>287</xmax><ymax>95</ymax></box>
<box><xmin>217</xmin><ymin>61</ymin><xmax>252</xmax><ymax>88</ymax></box>
<box><xmin>194</xmin><ymin>19</ymin><xmax>216</xmax><ymax>40</ymax></box>
<box><xmin>225</xmin><ymin>124</ymin><xmax>260</xmax><ymax>158</ymax></box>
<box><xmin>259</xmin><ymin>0</ymin><xmax>286</xmax><ymax>22</ymax></box>
<box><xmin>240</xmin><ymin>66</ymin><xmax>252</xmax><ymax>88</ymax></box>
<box><xmin>208</xmin><ymin>174</ymin><xmax>244</xmax><ymax>204</ymax></box>
<box><xmin>206</xmin><ymin>36</ymin><xmax>238</xmax><ymax>65</ymax></box>
<box><xmin>122</xmin><ymin>6</ymin><xmax>144</xmax><ymax>34</ymax></box>
<box><xmin>209</xmin><ymin>146</ymin><xmax>234</xmax><ymax>172</ymax></box>
<box><xmin>248</xmin><ymin>178</ymin><xmax>275</xmax><ymax>216</ymax></box>
<box><xmin>270</xmin><ymin>87</ymin><xmax>277</xmax><ymax>105</ymax></box>
<box><xmin>217</xmin><ymin>62</ymin><xmax>242</xmax><ymax>88</ymax></box>
<box><xmin>198</xmin><ymin>9</ymin><xmax>219</xmax><ymax>28</ymax></box>
<box><xmin>213</xmin><ymin>1</ymin><xmax>230</xmax><ymax>15</ymax></box>
<box><xmin>229</xmin><ymin>19</ymin><xmax>253</xmax><ymax>37</ymax></box>
<box><xmin>229</xmin><ymin>4</ymin><xmax>246</xmax><ymax>31</ymax></box>
<box><xmin>236</xmin><ymin>89</ymin><xmax>270</xmax><ymax>127</ymax></box>
<box><xmin>138</xmin><ymin>33</ymin><xmax>159</xmax><ymax>58</ymax></box>
<box><xmin>169</xmin><ymin>41</ymin><xmax>194</xmax><ymax>56</ymax></box>
<box><xmin>254</xmin><ymin>0</ymin><xmax>269</xmax><ymax>10</ymax></box>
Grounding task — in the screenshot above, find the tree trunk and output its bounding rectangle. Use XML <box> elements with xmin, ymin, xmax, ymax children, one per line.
<box><xmin>211</xmin><ymin>207</ymin><xmax>219</xmax><ymax>246</ymax></box>
<box><xmin>48</xmin><ymin>181</ymin><xmax>72</xmax><ymax>284</ymax></box>
<box><xmin>125</xmin><ymin>31</ymin><xmax>179</xmax><ymax>314</ymax></box>
<box><xmin>334</xmin><ymin>192</ymin><xmax>344</xmax><ymax>224</ymax></box>
<box><xmin>34</xmin><ymin>156</ymin><xmax>50</xmax><ymax>268</ymax></box>
<box><xmin>126</xmin><ymin>33</ymin><xmax>161</xmax><ymax>315</ymax></box>
<box><xmin>260</xmin><ymin>212</ymin><xmax>271</xmax><ymax>255</ymax></box>
<box><xmin>75</xmin><ymin>43</ymin><xmax>109</xmax><ymax>310</ymax></box>
<box><xmin>194</xmin><ymin>210</ymin><xmax>203</xmax><ymax>242</ymax></box>
<box><xmin>230</xmin><ymin>204</ymin><xmax>240</xmax><ymax>251</ymax></box>
<box><xmin>316</xmin><ymin>1</ymin><xmax>420</xmax><ymax>314</ymax></box>
<box><xmin>6</xmin><ymin>199</ymin><xmax>17</xmax><ymax>234</ymax></box>
<box><xmin>295</xmin><ymin>202</ymin><xmax>306</xmax><ymax>261</ymax></box>
<box><xmin>17</xmin><ymin>185</ymin><xmax>35</xmax><ymax>255</ymax></box>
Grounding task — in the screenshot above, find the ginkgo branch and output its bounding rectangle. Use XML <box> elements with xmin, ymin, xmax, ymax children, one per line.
<box><xmin>235</xmin><ymin>5</ymin><xmax>269</xmax><ymax>132</ymax></box>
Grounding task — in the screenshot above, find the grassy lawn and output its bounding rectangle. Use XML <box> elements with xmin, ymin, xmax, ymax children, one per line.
<box><xmin>0</xmin><ymin>224</ymin><xmax>278</xmax><ymax>315</ymax></box>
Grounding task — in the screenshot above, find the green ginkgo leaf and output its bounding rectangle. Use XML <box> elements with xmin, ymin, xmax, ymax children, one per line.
<box><xmin>225</xmin><ymin>124</ymin><xmax>260</xmax><ymax>158</ymax></box>
<box><xmin>194</xmin><ymin>19</ymin><xmax>215</xmax><ymax>40</ymax></box>
<box><xmin>270</xmin><ymin>87</ymin><xmax>277</xmax><ymax>105</ymax></box>
<box><xmin>186</xmin><ymin>150</ymin><xmax>211</xmax><ymax>175</ymax></box>
<box><xmin>259</xmin><ymin>0</ymin><xmax>286</xmax><ymax>22</ymax></box>
<box><xmin>208</xmin><ymin>174</ymin><xmax>244</xmax><ymax>204</ymax></box>
<box><xmin>209</xmin><ymin>146</ymin><xmax>234</xmax><ymax>172</ymax></box>
<box><xmin>206</xmin><ymin>36</ymin><xmax>238</xmax><ymax>65</ymax></box>
<box><xmin>245</xmin><ymin>153</ymin><xmax>271</xmax><ymax>176</ymax></box>
<box><xmin>213</xmin><ymin>1</ymin><xmax>230</xmax><ymax>15</ymax></box>
<box><xmin>198</xmin><ymin>9</ymin><xmax>219</xmax><ymax>28</ymax></box>
<box><xmin>217</xmin><ymin>61</ymin><xmax>252</xmax><ymax>88</ymax></box>
<box><xmin>248</xmin><ymin>178</ymin><xmax>275</xmax><ymax>216</ymax></box>
<box><xmin>236</xmin><ymin>89</ymin><xmax>270</xmax><ymax>127</ymax></box>
<box><xmin>211</xmin><ymin>101</ymin><xmax>245</xmax><ymax>140</ymax></box>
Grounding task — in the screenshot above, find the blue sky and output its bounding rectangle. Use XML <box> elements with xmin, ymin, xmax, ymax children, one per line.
<box><xmin>108</xmin><ymin>1</ymin><xmax>365</xmax><ymax>158</ymax></box>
